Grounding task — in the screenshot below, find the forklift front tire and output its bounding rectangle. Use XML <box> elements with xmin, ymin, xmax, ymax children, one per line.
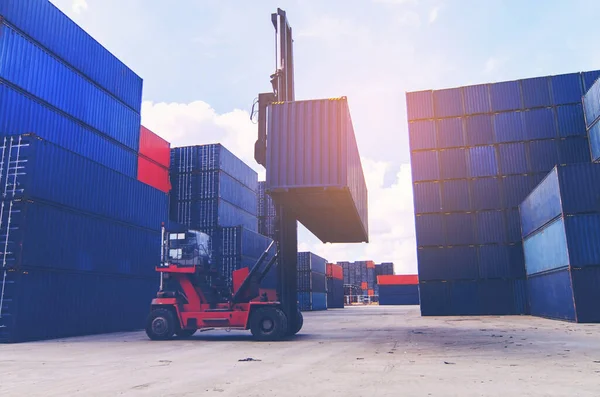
<box><xmin>146</xmin><ymin>308</ymin><xmax>176</xmax><ymax>341</ymax></box>
<box><xmin>250</xmin><ymin>307</ymin><xmax>288</xmax><ymax>341</ymax></box>
<box><xmin>286</xmin><ymin>307</ymin><xmax>303</xmax><ymax>336</ymax></box>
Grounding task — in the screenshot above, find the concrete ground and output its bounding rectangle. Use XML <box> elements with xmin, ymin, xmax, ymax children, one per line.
<box><xmin>1</xmin><ymin>306</ymin><xmax>599</xmax><ymax>397</ymax></box>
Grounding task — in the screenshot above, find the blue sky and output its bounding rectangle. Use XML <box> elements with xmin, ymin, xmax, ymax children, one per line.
<box><xmin>52</xmin><ymin>0</ymin><xmax>600</xmax><ymax>273</ymax></box>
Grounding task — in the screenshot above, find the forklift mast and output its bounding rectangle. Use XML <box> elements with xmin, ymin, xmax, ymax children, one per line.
<box><xmin>254</xmin><ymin>8</ymin><xmax>300</xmax><ymax>332</ymax></box>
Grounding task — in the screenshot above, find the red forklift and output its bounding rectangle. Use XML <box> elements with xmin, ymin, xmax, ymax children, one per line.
<box><xmin>145</xmin><ymin>227</ymin><xmax>302</xmax><ymax>341</ymax></box>
<box><xmin>146</xmin><ymin>8</ymin><xmax>304</xmax><ymax>341</ymax></box>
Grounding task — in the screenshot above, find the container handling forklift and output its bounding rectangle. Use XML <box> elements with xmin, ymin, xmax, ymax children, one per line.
<box><xmin>145</xmin><ymin>9</ymin><xmax>303</xmax><ymax>341</ymax></box>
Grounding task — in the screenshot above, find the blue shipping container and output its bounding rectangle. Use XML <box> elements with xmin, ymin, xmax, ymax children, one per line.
<box><xmin>475</xmin><ymin>211</ymin><xmax>505</xmax><ymax>244</ymax></box>
<box><xmin>523</xmin><ymin>217</ymin><xmax>569</xmax><ymax>276</ymax></box>
<box><xmin>465</xmin><ymin>114</ymin><xmax>494</xmax><ymax>146</ymax></box>
<box><xmin>0</xmin><ymin>22</ymin><xmax>140</xmax><ymax>150</ymax></box>
<box><xmin>439</xmin><ymin>148</ymin><xmax>468</xmax><ymax>179</ymax></box>
<box><xmin>413</xmin><ymin>181</ymin><xmax>441</xmax><ymax>213</ymax></box>
<box><xmin>170</xmin><ymin>199</ymin><xmax>258</xmax><ymax>233</ymax></box>
<box><xmin>462</xmin><ymin>84</ymin><xmax>490</xmax><ymax>115</ymax></box>
<box><xmin>0</xmin><ymin>82</ymin><xmax>137</xmax><ymax>177</ymax></box>
<box><xmin>528</xmin><ymin>269</ymin><xmax>576</xmax><ymax>321</ymax></box>
<box><xmin>418</xmin><ymin>246</ymin><xmax>478</xmax><ymax>281</ymax></box>
<box><xmin>494</xmin><ymin>111</ymin><xmax>525</xmax><ymax>143</ymax></box>
<box><xmin>298</xmin><ymin>271</ymin><xmax>327</xmax><ymax>293</ymax></box>
<box><xmin>0</xmin><ymin>199</ymin><xmax>161</xmax><ymax>277</ymax></box>
<box><xmin>379</xmin><ymin>284</ymin><xmax>420</xmax><ymax>305</ymax></box>
<box><xmin>589</xmin><ymin>122</ymin><xmax>600</xmax><ymax>163</ymax></box>
<box><xmin>498</xmin><ymin>142</ymin><xmax>528</xmax><ymax>175</ymax></box>
<box><xmin>326</xmin><ymin>278</ymin><xmax>344</xmax><ymax>309</ymax></box>
<box><xmin>583</xmin><ymin>77</ymin><xmax>600</xmax><ymax>128</ymax></box>
<box><xmin>433</xmin><ymin>88</ymin><xmax>463</xmax><ymax>118</ymax></box>
<box><xmin>298</xmin><ymin>292</ymin><xmax>327</xmax><ymax>311</ymax></box>
<box><xmin>441</xmin><ymin>179</ymin><xmax>469</xmax><ymax>212</ymax></box>
<box><xmin>470</xmin><ymin>177</ymin><xmax>503</xmax><ymax>210</ymax></box>
<box><xmin>527</xmin><ymin>139</ymin><xmax>560</xmax><ymax>173</ymax></box>
<box><xmin>558</xmin><ymin>137</ymin><xmax>591</xmax><ymax>164</ymax></box>
<box><xmin>478</xmin><ymin>244</ymin><xmax>524</xmax><ymax>279</ymax></box>
<box><xmin>436</xmin><ymin>117</ymin><xmax>464</xmax><ymax>148</ymax></box>
<box><xmin>0</xmin><ymin>0</ymin><xmax>143</xmax><ymax>113</ymax></box>
<box><xmin>570</xmin><ymin>266</ymin><xmax>600</xmax><ymax>323</ymax></box>
<box><xmin>0</xmin><ymin>134</ymin><xmax>167</xmax><ymax>231</ymax></box>
<box><xmin>444</xmin><ymin>213</ymin><xmax>475</xmax><ymax>246</ymax></box>
<box><xmin>490</xmin><ymin>80</ymin><xmax>522</xmax><ymax>112</ymax></box>
<box><xmin>523</xmin><ymin>108</ymin><xmax>558</xmax><ymax>141</ymax></box>
<box><xmin>297</xmin><ymin>252</ymin><xmax>327</xmax><ymax>274</ymax></box>
<box><xmin>406</xmin><ymin>90</ymin><xmax>434</xmax><ymax>121</ymax></box>
<box><xmin>266</xmin><ymin>98</ymin><xmax>368</xmax><ymax>244</ymax></box>
<box><xmin>557</xmin><ymin>104</ymin><xmax>586</xmax><ymax>137</ymax></box>
<box><xmin>582</xmin><ymin>70</ymin><xmax>600</xmax><ymax>92</ymax></box>
<box><xmin>521</xmin><ymin>77</ymin><xmax>551</xmax><ymax>109</ymax></box>
<box><xmin>408</xmin><ymin>120</ymin><xmax>437</xmax><ymax>150</ymax></box>
<box><xmin>415</xmin><ymin>214</ymin><xmax>445</xmax><ymax>247</ymax></box>
<box><xmin>520</xmin><ymin>163</ymin><xmax>600</xmax><ymax>237</ymax></box>
<box><xmin>411</xmin><ymin>151</ymin><xmax>440</xmax><ymax>182</ymax></box>
<box><xmin>550</xmin><ymin>73</ymin><xmax>582</xmax><ymax>106</ymax></box>
<box><xmin>467</xmin><ymin>145</ymin><xmax>498</xmax><ymax>177</ymax></box>
<box><xmin>502</xmin><ymin>174</ymin><xmax>534</xmax><ymax>208</ymax></box>
<box><xmin>170</xmin><ymin>171</ymin><xmax>257</xmax><ymax>216</ymax></box>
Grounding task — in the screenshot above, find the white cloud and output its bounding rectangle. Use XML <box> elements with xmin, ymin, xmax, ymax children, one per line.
<box><xmin>396</xmin><ymin>11</ymin><xmax>422</xmax><ymax>28</ymax></box>
<box><xmin>429</xmin><ymin>6</ymin><xmax>441</xmax><ymax>24</ymax></box>
<box><xmin>141</xmin><ymin>100</ymin><xmax>265</xmax><ymax>179</ymax></box>
<box><xmin>72</xmin><ymin>0</ymin><xmax>88</xmax><ymax>14</ymax></box>
<box><xmin>141</xmin><ymin>100</ymin><xmax>418</xmax><ymax>274</ymax></box>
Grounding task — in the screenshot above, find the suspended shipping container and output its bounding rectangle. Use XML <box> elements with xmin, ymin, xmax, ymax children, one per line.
<box><xmin>0</xmin><ymin>0</ymin><xmax>143</xmax><ymax>112</ymax></box>
<box><xmin>266</xmin><ymin>97</ymin><xmax>368</xmax><ymax>243</ymax></box>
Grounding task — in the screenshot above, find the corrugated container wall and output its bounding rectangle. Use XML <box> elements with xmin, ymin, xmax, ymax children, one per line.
<box><xmin>0</xmin><ymin>0</ymin><xmax>144</xmax><ymax>112</ymax></box>
<box><xmin>266</xmin><ymin>97</ymin><xmax>368</xmax><ymax>244</ymax></box>
<box><xmin>407</xmin><ymin>70</ymin><xmax>599</xmax><ymax>317</ymax></box>
<box><xmin>520</xmin><ymin>163</ymin><xmax>600</xmax><ymax>323</ymax></box>
<box><xmin>583</xmin><ymin>77</ymin><xmax>600</xmax><ymax>162</ymax></box>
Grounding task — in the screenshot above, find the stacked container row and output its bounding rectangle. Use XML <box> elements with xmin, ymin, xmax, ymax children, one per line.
<box><xmin>377</xmin><ymin>275</ymin><xmax>420</xmax><ymax>305</ymax></box>
<box><xmin>170</xmin><ymin>144</ymin><xmax>258</xmax><ymax>232</ymax></box>
<box><xmin>297</xmin><ymin>252</ymin><xmax>327</xmax><ymax>311</ymax></box>
<box><xmin>340</xmin><ymin>261</ymin><xmax>394</xmax><ymax>297</ymax></box>
<box><xmin>407</xmin><ymin>70</ymin><xmax>600</xmax><ymax>316</ymax></box>
<box><xmin>520</xmin><ymin>164</ymin><xmax>600</xmax><ymax>323</ymax></box>
<box><xmin>0</xmin><ymin>1</ymin><xmax>173</xmax><ymax>342</ymax></box>
<box><xmin>326</xmin><ymin>263</ymin><xmax>344</xmax><ymax>309</ymax></box>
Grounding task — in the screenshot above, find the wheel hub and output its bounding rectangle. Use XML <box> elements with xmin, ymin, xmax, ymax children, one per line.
<box><xmin>152</xmin><ymin>317</ymin><xmax>168</xmax><ymax>335</ymax></box>
<box><xmin>261</xmin><ymin>318</ymin><xmax>274</xmax><ymax>332</ymax></box>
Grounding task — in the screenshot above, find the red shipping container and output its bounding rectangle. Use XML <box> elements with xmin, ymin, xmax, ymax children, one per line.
<box><xmin>137</xmin><ymin>156</ymin><xmax>171</xmax><ymax>193</ymax></box>
<box><xmin>368</xmin><ymin>289</ymin><xmax>374</xmax><ymax>296</ymax></box>
<box><xmin>326</xmin><ymin>263</ymin><xmax>344</xmax><ymax>280</ymax></box>
<box><xmin>377</xmin><ymin>275</ymin><xmax>419</xmax><ymax>285</ymax></box>
<box><xmin>367</xmin><ymin>260</ymin><xmax>375</xmax><ymax>269</ymax></box>
<box><xmin>139</xmin><ymin>126</ymin><xmax>170</xmax><ymax>168</ymax></box>
<box><xmin>361</xmin><ymin>281</ymin><xmax>368</xmax><ymax>290</ymax></box>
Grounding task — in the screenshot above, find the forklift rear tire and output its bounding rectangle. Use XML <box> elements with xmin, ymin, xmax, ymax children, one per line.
<box><xmin>175</xmin><ymin>329</ymin><xmax>197</xmax><ymax>338</ymax></box>
<box><xmin>286</xmin><ymin>307</ymin><xmax>303</xmax><ymax>336</ymax></box>
<box><xmin>250</xmin><ymin>307</ymin><xmax>288</xmax><ymax>341</ymax></box>
<box><xmin>146</xmin><ymin>308</ymin><xmax>176</xmax><ymax>341</ymax></box>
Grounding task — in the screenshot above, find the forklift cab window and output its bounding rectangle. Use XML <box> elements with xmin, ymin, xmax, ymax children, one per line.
<box><xmin>169</xmin><ymin>248</ymin><xmax>182</xmax><ymax>260</ymax></box>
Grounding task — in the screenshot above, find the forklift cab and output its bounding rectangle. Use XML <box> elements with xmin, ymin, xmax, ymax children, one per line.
<box><xmin>164</xmin><ymin>230</ymin><xmax>211</xmax><ymax>269</ymax></box>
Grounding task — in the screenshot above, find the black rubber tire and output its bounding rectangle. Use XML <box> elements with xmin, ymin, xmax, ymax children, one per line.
<box><xmin>145</xmin><ymin>308</ymin><xmax>176</xmax><ymax>341</ymax></box>
<box><xmin>175</xmin><ymin>329</ymin><xmax>197</xmax><ymax>338</ymax></box>
<box><xmin>286</xmin><ymin>307</ymin><xmax>303</xmax><ymax>336</ymax></box>
<box><xmin>250</xmin><ymin>307</ymin><xmax>288</xmax><ymax>341</ymax></box>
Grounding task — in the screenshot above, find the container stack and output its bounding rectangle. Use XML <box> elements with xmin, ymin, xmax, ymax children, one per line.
<box><xmin>297</xmin><ymin>252</ymin><xmax>328</xmax><ymax>311</ymax></box>
<box><xmin>169</xmin><ymin>144</ymin><xmax>277</xmax><ymax>289</ymax></box>
<box><xmin>0</xmin><ymin>1</ymin><xmax>169</xmax><ymax>343</ymax></box>
<box><xmin>520</xmin><ymin>164</ymin><xmax>600</xmax><ymax>323</ymax></box>
<box><xmin>326</xmin><ymin>263</ymin><xmax>344</xmax><ymax>309</ymax></box>
<box><xmin>169</xmin><ymin>144</ymin><xmax>258</xmax><ymax>233</ymax></box>
<box><xmin>407</xmin><ymin>71</ymin><xmax>600</xmax><ymax>316</ymax></box>
<box><xmin>375</xmin><ymin>262</ymin><xmax>395</xmax><ymax>296</ymax></box>
<box><xmin>378</xmin><ymin>275</ymin><xmax>420</xmax><ymax>305</ymax></box>
<box><xmin>137</xmin><ymin>126</ymin><xmax>171</xmax><ymax>193</ymax></box>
